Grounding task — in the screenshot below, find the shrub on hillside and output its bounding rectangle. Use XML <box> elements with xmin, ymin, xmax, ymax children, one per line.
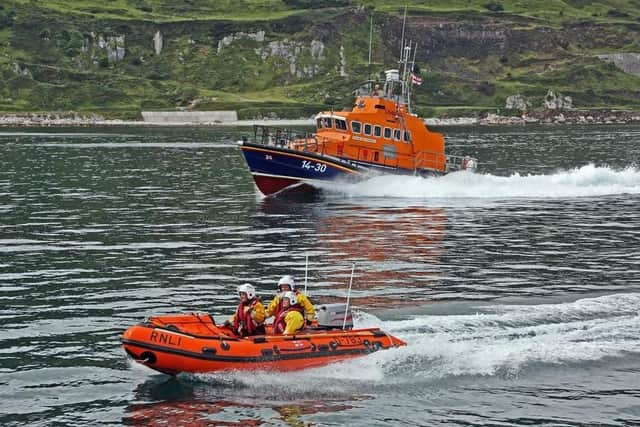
<box><xmin>476</xmin><ymin>81</ymin><xmax>496</xmax><ymax>96</ymax></box>
<box><xmin>127</xmin><ymin>0</ymin><xmax>152</xmax><ymax>13</ymax></box>
<box><xmin>607</xmin><ymin>9</ymin><xmax>629</xmax><ymax>18</ymax></box>
<box><xmin>283</xmin><ymin>0</ymin><xmax>349</xmax><ymax>9</ymax></box>
<box><xmin>483</xmin><ymin>2</ymin><xmax>504</xmax><ymax>12</ymax></box>
<box><xmin>0</xmin><ymin>8</ymin><xmax>16</xmax><ymax>28</ymax></box>
<box><xmin>170</xmin><ymin>86</ymin><xmax>198</xmax><ymax>106</ymax></box>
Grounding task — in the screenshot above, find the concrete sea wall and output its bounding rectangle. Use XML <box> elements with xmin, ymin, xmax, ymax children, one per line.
<box><xmin>141</xmin><ymin>111</ymin><xmax>238</xmax><ymax>124</ymax></box>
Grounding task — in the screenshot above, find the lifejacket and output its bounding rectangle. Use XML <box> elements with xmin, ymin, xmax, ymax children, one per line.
<box><xmin>274</xmin><ymin>304</ymin><xmax>304</xmax><ymax>334</ymax></box>
<box><xmin>274</xmin><ymin>289</ymin><xmax>304</xmax><ymax>320</ymax></box>
<box><xmin>233</xmin><ymin>298</ymin><xmax>262</xmax><ymax>337</ymax></box>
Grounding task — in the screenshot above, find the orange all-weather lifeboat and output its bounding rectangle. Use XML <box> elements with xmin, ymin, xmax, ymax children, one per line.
<box><xmin>122</xmin><ymin>304</ymin><xmax>405</xmax><ymax>375</ymax></box>
<box><xmin>239</xmin><ymin>50</ymin><xmax>478</xmax><ymax>196</ymax></box>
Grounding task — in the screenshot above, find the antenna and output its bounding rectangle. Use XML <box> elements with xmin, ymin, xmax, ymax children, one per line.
<box><xmin>399</xmin><ymin>5</ymin><xmax>407</xmax><ymax>61</ymax></box>
<box><xmin>408</xmin><ymin>41</ymin><xmax>418</xmax><ymax>113</ymax></box>
<box><xmin>368</xmin><ymin>12</ymin><xmax>373</xmax><ymax>66</ymax></box>
<box><xmin>304</xmin><ymin>254</ymin><xmax>309</xmax><ymax>293</ymax></box>
<box><xmin>343</xmin><ymin>263</ymin><xmax>355</xmax><ymax>330</ymax></box>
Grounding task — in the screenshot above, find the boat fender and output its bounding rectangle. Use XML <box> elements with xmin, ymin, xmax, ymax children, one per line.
<box><xmin>273</xmin><ymin>345</ymin><xmax>280</xmax><ymax>355</ymax></box>
<box><xmin>140</xmin><ymin>351</ymin><xmax>157</xmax><ymax>364</ymax></box>
<box><xmin>363</xmin><ymin>339</ymin><xmax>370</xmax><ymax>348</ymax></box>
<box><xmin>202</xmin><ymin>347</ymin><xmax>217</xmax><ymax>355</ymax></box>
<box><xmin>220</xmin><ymin>341</ymin><xmax>230</xmax><ymax>351</ymax></box>
<box><xmin>310</xmin><ymin>343</ymin><xmax>316</xmax><ymax>352</ymax></box>
<box><xmin>371</xmin><ymin>341</ymin><xmax>382</xmax><ymax>351</ymax></box>
<box><xmin>329</xmin><ymin>341</ymin><xmax>339</xmax><ymax>351</ymax></box>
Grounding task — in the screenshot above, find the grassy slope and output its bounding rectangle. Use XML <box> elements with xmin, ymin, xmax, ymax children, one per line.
<box><xmin>13</xmin><ymin>0</ymin><xmax>640</xmax><ymax>22</ymax></box>
<box><xmin>367</xmin><ymin>0</ymin><xmax>640</xmax><ymax>22</ymax></box>
<box><xmin>11</xmin><ymin>0</ymin><xmax>302</xmax><ymax>21</ymax></box>
<box><xmin>1</xmin><ymin>0</ymin><xmax>640</xmax><ymax>117</ymax></box>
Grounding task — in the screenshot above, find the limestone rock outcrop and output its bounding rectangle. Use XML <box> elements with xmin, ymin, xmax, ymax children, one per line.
<box><xmin>505</xmin><ymin>94</ymin><xmax>530</xmax><ymax>110</ymax></box>
<box><xmin>544</xmin><ymin>90</ymin><xmax>573</xmax><ymax>110</ymax></box>
<box><xmin>597</xmin><ymin>53</ymin><xmax>640</xmax><ymax>77</ymax></box>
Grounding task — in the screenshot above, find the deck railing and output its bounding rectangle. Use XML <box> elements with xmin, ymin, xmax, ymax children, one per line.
<box><xmin>250</xmin><ymin>125</ymin><xmax>478</xmax><ymax>173</ymax></box>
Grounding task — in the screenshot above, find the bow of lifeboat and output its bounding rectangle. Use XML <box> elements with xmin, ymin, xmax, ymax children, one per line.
<box><xmin>121</xmin><ymin>312</ymin><xmax>405</xmax><ymax>375</ymax></box>
<box><xmin>239</xmin><ymin>129</ymin><xmax>366</xmax><ymax>197</ymax></box>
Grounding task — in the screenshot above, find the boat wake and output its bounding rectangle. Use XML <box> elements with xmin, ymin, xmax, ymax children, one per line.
<box><xmin>353</xmin><ymin>292</ymin><xmax>640</xmax><ymax>381</ymax></box>
<box><xmin>317</xmin><ymin>164</ymin><xmax>640</xmax><ymax>199</ymax></box>
<box><xmin>189</xmin><ymin>293</ymin><xmax>640</xmax><ymax>390</ymax></box>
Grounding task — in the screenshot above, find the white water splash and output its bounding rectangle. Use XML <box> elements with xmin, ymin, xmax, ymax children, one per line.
<box><xmin>350</xmin><ymin>293</ymin><xmax>640</xmax><ymax>380</ymax></box>
<box><xmin>191</xmin><ymin>293</ymin><xmax>640</xmax><ymax>388</ymax></box>
<box><xmin>318</xmin><ymin>164</ymin><xmax>640</xmax><ymax>199</ymax></box>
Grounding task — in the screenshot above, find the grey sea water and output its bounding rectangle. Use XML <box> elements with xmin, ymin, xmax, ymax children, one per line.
<box><xmin>1</xmin><ymin>125</ymin><xmax>639</xmax><ymax>426</ymax></box>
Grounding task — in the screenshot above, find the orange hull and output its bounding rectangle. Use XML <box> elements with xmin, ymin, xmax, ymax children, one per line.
<box><xmin>122</xmin><ymin>313</ymin><xmax>406</xmax><ymax>375</ymax></box>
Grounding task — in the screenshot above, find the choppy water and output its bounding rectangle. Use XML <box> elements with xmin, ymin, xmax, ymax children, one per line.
<box><xmin>1</xmin><ymin>125</ymin><xmax>639</xmax><ymax>426</ymax></box>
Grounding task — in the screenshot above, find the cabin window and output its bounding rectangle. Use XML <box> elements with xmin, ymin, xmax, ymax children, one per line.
<box><xmin>403</xmin><ymin>131</ymin><xmax>411</xmax><ymax>142</ymax></box>
<box><xmin>364</xmin><ymin>124</ymin><xmax>372</xmax><ymax>136</ymax></box>
<box><xmin>316</xmin><ymin>118</ymin><xmax>323</xmax><ymax>129</ymax></box>
<box><xmin>335</xmin><ymin>119</ymin><xmax>347</xmax><ymax>130</ymax></box>
<box><xmin>351</xmin><ymin>121</ymin><xmax>362</xmax><ymax>133</ymax></box>
<box><xmin>384</xmin><ymin>127</ymin><xmax>392</xmax><ymax>139</ymax></box>
<box><xmin>374</xmin><ymin>126</ymin><xmax>382</xmax><ymax>137</ymax></box>
<box><xmin>393</xmin><ymin>129</ymin><xmax>401</xmax><ymax>141</ymax></box>
<box><xmin>323</xmin><ymin>117</ymin><xmax>333</xmax><ymax>128</ymax></box>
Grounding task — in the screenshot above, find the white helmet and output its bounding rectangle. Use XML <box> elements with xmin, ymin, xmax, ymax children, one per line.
<box><xmin>281</xmin><ymin>291</ymin><xmax>297</xmax><ymax>306</ymax></box>
<box><xmin>237</xmin><ymin>283</ymin><xmax>256</xmax><ymax>299</ymax></box>
<box><xmin>277</xmin><ymin>275</ymin><xmax>296</xmax><ymax>291</ymax></box>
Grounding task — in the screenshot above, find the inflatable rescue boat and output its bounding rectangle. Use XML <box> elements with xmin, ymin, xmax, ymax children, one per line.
<box><xmin>122</xmin><ymin>304</ymin><xmax>405</xmax><ymax>375</ymax></box>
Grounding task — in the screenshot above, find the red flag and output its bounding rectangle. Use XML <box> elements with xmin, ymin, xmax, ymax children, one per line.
<box><xmin>411</xmin><ymin>73</ymin><xmax>423</xmax><ymax>85</ymax></box>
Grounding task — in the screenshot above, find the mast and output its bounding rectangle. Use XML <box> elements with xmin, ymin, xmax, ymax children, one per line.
<box><xmin>398</xmin><ymin>7</ymin><xmax>413</xmax><ymax>110</ymax></box>
<box><xmin>408</xmin><ymin>42</ymin><xmax>418</xmax><ymax>114</ymax></box>
<box><xmin>402</xmin><ymin>41</ymin><xmax>411</xmax><ymax>106</ymax></box>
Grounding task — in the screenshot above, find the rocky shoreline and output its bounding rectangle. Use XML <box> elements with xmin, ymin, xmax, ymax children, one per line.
<box><xmin>427</xmin><ymin>110</ymin><xmax>640</xmax><ymax>126</ymax></box>
<box><xmin>1</xmin><ymin>110</ymin><xmax>640</xmax><ymax>127</ymax></box>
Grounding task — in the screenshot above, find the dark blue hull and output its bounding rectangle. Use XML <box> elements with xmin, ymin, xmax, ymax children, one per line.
<box><xmin>240</xmin><ymin>142</ymin><xmax>365</xmax><ymax>195</ymax></box>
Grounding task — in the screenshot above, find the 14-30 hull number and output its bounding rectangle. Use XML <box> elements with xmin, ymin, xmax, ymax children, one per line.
<box><xmin>301</xmin><ymin>160</ymin><xmax>327</xmax><ymax>173</ymax></box>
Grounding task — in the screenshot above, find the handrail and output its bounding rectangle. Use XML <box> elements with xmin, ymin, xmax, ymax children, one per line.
<box><xmin>249</xmin><ymin>125</ymin><xmax>478</xmax><ymax>173</ymax></box>
<box><xmin>443</xmin><ymin>153</ymin><xmax>479</xmax><ymax>173</ymax></box>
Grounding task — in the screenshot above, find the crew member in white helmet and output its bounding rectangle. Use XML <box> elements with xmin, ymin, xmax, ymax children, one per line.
<box><xmin>273</xmin><ymin>291</ymin><xmax>305</xmax><ymax>335</ymax></box>
<box><xmin>224</xmin><ymin>283</ymin><xmax>265</xmax><ymax>336</ymax></box>
<box><xmin>266</xmin><ymin>275</ymin><xmax>315</xmax><ymax>325</ymax></box>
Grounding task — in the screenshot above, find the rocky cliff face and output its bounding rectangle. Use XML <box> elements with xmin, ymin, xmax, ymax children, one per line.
<box><xmin>597</xmin><ymin>53</ymin><xmax>640</xmax><ymax>77</ymax></box>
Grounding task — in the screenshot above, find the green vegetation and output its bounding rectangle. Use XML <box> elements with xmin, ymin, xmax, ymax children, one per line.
<box><xmin>1</xmin><ymin>0</ymin><xmax>640</xmax><ymax>118</ymax></box>
<box><xmin>364</xmin><ymin>0</ymin><xmax>640</xmax><ymax>24</ymax></box>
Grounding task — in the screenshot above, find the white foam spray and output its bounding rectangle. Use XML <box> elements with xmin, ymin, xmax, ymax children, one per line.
<box><xmin>190</xmin><ymin>293</ymin><xmax>640</xmax><ymax>389</ymax></box>
<box><xmin>318</xmin><ymin>164</ymin><xmax>640</xmax><ymax>199</ymax></box>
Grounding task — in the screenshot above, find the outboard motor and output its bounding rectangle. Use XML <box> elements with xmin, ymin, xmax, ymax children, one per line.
<box><xmin>316</xmin><ymin>303</ymin><xmax>353</xmax><ymax>330</ymax></box>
